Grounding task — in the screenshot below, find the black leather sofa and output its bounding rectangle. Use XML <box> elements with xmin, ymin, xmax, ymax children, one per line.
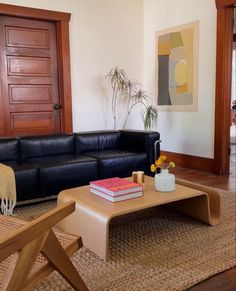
<box><xmin>0</xmin><ymin>130</ymin><xmax>160</xmax><ymax>204</ymax></box>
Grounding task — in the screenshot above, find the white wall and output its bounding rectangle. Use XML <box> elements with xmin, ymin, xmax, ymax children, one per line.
<box><xmin>1</xmin><ymin>0</ymin><xmax>144</xmax><ymax>131</ymax></box>
<box><xmin>143</xmin><ymin>0</ymin><xmax>217</xmax><ymax>158</ymax></box>
<box><xmin>1</xmin><ymin>0</ymin><xmax>217</xmax><ymax>158</ymax></box>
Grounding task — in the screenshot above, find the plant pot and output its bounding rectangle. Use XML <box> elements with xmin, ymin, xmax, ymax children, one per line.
<box><xmin>154</xmin><ymin>169</ymin><xmax>175</xmax><ymax>192</ymax></box>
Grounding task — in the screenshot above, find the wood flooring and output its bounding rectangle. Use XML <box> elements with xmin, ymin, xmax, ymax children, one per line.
<box><xmin>174</xmin><ymin>145</ymin><xmax>236</xmax><ymax>291</ymax></box>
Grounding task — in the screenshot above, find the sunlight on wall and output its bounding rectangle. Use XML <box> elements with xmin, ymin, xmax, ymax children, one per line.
<box><xmin>144</xmin><ymin>0</ymin><xmax>216</xmax><ymax>158</ymax></box>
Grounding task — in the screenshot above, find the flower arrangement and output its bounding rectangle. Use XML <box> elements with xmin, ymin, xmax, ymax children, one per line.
<box><xmin>151</xmin><ymin>155</ymin><xmax>175</xmax><ymax>173</ymax></box>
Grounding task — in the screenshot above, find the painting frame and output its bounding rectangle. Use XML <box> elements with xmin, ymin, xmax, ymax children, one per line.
<box><xmin>155</xmin><ymin>21</ymin><xmax>199</xmax><ymax>112</ymax></box>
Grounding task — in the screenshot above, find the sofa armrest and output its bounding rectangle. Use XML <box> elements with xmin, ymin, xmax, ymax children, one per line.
<box><xmin>119</xmin><ymin>130</ymin><xmax>160</xmax><ymax>175</ymax></box>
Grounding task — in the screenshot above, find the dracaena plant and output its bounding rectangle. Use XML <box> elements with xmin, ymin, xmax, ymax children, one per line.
<box><xmin>106</xmin><ymin>66</ymin><xmax>158</xmax><ymax>130</ymax></box>
<box><xmin>106</xmin><ymin>67</ymin><xmax>128</xmax><ymax>130</ymax></box>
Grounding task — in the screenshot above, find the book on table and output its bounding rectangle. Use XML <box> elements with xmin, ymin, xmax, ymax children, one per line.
<box><xmin>90</xmin><ymin>188</ymin><xmax>143</xmax><ymax>202</ymax></box>
<box><xmin>89</xmin><ymin>177</ymin><xmax>143</xmax><ymax>202</ymax></box>
<box><xmin>89</xmin><ymin>177</ymin><xmax>143</xmax><ymax>196</ymax></box>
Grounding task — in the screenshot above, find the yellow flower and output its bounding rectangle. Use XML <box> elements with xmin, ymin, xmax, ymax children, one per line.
<box><xmin>155</xmin><ymin>160</ymin><xmax>162</xmax><ymax>167</ymax></box>
<box><xmin>159</xmin><ymin>156</ymin><xmax>167</xmax><ymax>162</ymax></box>
<box><xmin>151</xmin><ymin>164</ymin><xmax>156</xmax><ymax>172</ymax></box>
<box><xmin>155</xmin><ymin>155</ymin><xmax>167</xmax><ymax>167</ymax></box>
<box><xmin>151</xmin><ymin>156</ymin><xmax>176</xmax><ymax>172</ymax></box>
<box><xmin>168</xmin><ymin>162</ymin><xmax>175</xmax><ymax>168</ymax></box>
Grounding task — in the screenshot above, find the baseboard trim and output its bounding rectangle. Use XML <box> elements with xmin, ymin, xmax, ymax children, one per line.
<box><xmin>160</xmin><ymin>151</ymin><xmax>214</xmax><ymax>173</ymax></box>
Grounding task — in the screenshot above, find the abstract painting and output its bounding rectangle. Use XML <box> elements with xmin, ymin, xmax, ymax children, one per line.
<box><xmin>156</xmin><ymin>21</ymin><xmax>199</xmax><ymax>111</ymax></box>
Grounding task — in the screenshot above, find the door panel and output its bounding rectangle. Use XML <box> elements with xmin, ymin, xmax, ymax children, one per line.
<box><xmin>11</xmin><ymin>112</ymin><xmax>53</xmax><ymax>131</ymax></box>
<box><xmin>6</xmin><ymin>26</ymin><xmax>49</xmax><ymax>49</ymax></box>
<box><xmin>9</xmin><ymin>85</ymin><xmax>52</xmax><ymax>103</ymax></box>
<box><xmin>7</xmin><ymin>56</ymin><xmax>51</xmax><ymax>76</ymax></box>
<box><xmin>0</xmin><ymin>16</ymin><xmax>60</xmax><ymax>136</ymax></box>
<box><xmin>6</xmin><ymin>47</ymin><xmax>50</xmax><ymax>58</ymax></box>
<box><xmin>8</xmin><ymin>56</ymin><xmax>51</xmax><ymax>76</ymax></box>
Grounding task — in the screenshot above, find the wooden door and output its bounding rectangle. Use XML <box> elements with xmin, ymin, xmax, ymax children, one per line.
<box><xmin>0</xmin><ymin>16</ymin><xmax>61</xmax><ymax>136</ymax></box>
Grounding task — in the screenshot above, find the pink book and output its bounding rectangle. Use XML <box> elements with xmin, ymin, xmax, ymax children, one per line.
<box><xmin>89</xmin><ymin>177</ymin><xmax>143</xmax><ymax>196</ymax></box>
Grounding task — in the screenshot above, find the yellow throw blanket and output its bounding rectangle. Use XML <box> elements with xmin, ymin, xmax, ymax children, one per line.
<box><xmin>0</xmin><ymin>163</ymin><xmax>16</xmax><ymax>215</ymax></box>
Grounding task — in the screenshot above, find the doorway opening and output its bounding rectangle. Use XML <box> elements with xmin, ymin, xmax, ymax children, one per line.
<box><xmin>214</xmin><ymin>0</ymin><xmax>236</xmax><ymax>174</ymax></box>
<box><xmin>230</xmin><ymin>9</ymin><xmax>236</xmax><ymax>174</ymax></box>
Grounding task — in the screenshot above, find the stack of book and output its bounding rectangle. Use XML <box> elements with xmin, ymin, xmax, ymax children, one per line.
<box><xmin>89</xmin><ymin>177</ymin><xmax>143</xmax><ymax>202</ymax></box>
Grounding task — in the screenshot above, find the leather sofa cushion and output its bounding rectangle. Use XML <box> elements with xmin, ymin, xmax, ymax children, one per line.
<box><xmin>24</xmin><ymin>154</ymin><xmax>95</xmax><ymax>167</ymax></box>
<box><xmin>85</xmin><ymin>150</ymin><xmax>140</xmax><ymax>159</ymax></box>
<box><xmin>2</xmin><ymin>161</ymin><xmax>40</xmax><ymax>202</ymax></box>
<box><xmin>120</xmin><ymin>130</ymin><xmax>160</xmax><ymax>152</ymax></box>
<box><xmin>0</xmin><ymin>138</ymin><xmax>19</xmax><ymax>162</ymax></box>
<box><xmin>120</xmin><ymin>130</ymin><xmax>160</xmax><ymax>174</ymax></box>
<box><xmin>39</xmin><ymin>157</ymin><xmax>98</xmax><ymax>196</ymax></box>
<box><xmin>20</xmin><ymin>134</ymin><xmax>74</xmax><ymax>161</ymax></box>
<box><xmin>85</xmin><ymin>150</ymin><xmax>148</xmax><ymax>179</ymax></box>
<box><xmin>75</xmin><ymin>131</ymin><xmax>120</xmax><ymax>153</ymax></box>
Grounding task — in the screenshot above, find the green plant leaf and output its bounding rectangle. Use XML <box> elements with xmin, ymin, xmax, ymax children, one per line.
<box><xmin>132</xmin><ymin>89</ymin><xmax>149</xmax><ymax>102</ymax></box>
<box><xmin>142</xmin><ymin>105</ymin><xmax>158</xmax><ymax>130</ymax></box>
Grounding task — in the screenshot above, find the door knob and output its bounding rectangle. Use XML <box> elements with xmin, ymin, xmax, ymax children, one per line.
<box><xmin>53</xmin><ymin>104</ymin><xmax>62</xmax><ymax>110</ymax></box>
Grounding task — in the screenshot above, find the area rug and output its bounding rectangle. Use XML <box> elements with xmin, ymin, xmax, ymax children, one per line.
<box><xmin>15</xmin><ymin>187</ymin><xmax>236</xmax><ymax>291</ymax></box>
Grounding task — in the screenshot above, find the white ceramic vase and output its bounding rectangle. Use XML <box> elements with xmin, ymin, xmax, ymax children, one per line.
<box><xmin>154</xmin><ymin>169</ymin><xmax>175</xmax><ymax>192</ymax></box>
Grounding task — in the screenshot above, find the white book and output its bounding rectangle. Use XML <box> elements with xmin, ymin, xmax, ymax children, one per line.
<box><xmin>90</xmin><ymin>188</ymin><xmax>143</xmax><ymax>202</ymax></box>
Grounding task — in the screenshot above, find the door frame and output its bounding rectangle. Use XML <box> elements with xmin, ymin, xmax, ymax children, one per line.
<box><xmin>0</xmin><ymin>3</ymin><xmax>72</xmax><ymax>133</ymax></box>
<box><xmin>214</xmin><ymin>0</ymin><xmax>236</xmax><ymax>174</ymax></box>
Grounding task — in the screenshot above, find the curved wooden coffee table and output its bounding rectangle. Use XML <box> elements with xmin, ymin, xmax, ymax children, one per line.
<box><xmin>57</xmin><ymin>176</ymin><xmax>221</xmax><ymax>261</ymax></box>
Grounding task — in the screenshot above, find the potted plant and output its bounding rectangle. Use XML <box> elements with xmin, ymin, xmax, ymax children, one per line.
<box><xmin>106</xmin><ymin>66</ymin><xmax>158</xmax><ymax>130</ymax></box>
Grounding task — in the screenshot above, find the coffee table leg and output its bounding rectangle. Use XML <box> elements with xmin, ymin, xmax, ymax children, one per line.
<box><xmin>169</xmin><ymin>179</ymin><xmax>221</xmax><ymax>226</ymax></box>
<box><xmin>57</xmin><ymin>196</ymin><xmax>110</xmax><ymax>260</ymax></box>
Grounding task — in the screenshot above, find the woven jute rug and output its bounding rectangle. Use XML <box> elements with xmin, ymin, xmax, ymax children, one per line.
<box><xmin>15</xmin><ymin>186</ymin><xmax>236</xmax><ymax>291</ymax></box>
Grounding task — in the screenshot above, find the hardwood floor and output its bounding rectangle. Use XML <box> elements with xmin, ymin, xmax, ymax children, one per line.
<box><xmin>174</xmin><ymin>146</ymin><xmax>235</xmax><ymax>192</ymax></box>
<box><xmin>173</xmin><ymin>145</ymin><xmax>236</xmax><ymax>291</ymax></box>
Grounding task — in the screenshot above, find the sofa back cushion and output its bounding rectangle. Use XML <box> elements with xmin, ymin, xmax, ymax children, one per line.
<box><xmin>75</xmin><ymin>131</ymin><xmax>120</xmax><ymax>154</ymax></box>
<box><xmin>20</xmin><ymin>134</ymin><xmax>74</xmax><ymax>160</ymax></box>
<box><xmin>0</xmin><ymin>138</ymin><xmax>19</xmax><ymax>162</ymax></box>
<box><xmin>119</xmin><ymin>130</ymin><xmax>160</xmax><ymax>153</ymax></box>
